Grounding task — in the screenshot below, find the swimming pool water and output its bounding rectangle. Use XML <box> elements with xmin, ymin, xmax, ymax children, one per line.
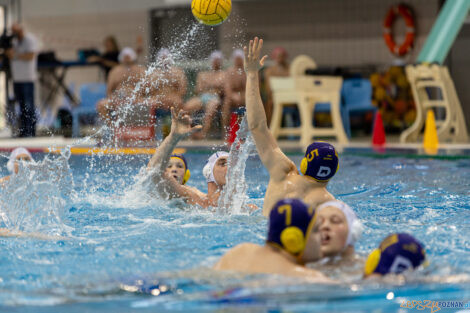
<box><xmin>0</xmin><ymin>152</ymin><xmax>469</xmax><ymax>312</ymax></box>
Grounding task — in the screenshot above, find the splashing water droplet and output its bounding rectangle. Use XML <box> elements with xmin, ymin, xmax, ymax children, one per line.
<box><xmin>218</xmin><ymin>117</ymin><xmax>255</xmax><ymax>214</ymax></box>
<box><xmin>0</xmin><ymin>152</ymin><xmax>75</xmax><ymax>236</ymax></box>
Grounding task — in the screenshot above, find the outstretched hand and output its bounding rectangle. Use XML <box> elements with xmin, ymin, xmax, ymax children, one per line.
<box><xmin>170</xmin><ymin>107</ymin><xmax>202</xmax><ymax>138</ymax></box>
<box><xmin>244</xmin><ymin>37</ymin><xmax>268</xmax><ymax>73</ymax></box>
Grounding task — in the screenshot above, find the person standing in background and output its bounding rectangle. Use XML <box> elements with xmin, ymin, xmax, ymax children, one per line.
<box><xmin>6</xmin><ymin>23</ymin><xmax>39</xmax><ymax>137</ymax></box>
<box><xmin>87</xmin><ymin>36</ymin><xmax>120</xmax><ymax>79</ymax></box>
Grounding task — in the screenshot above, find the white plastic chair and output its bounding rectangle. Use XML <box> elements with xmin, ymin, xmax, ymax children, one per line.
<box><xmin>270</xmin><ymin>76</ymin><xmax>348</xmax><ymax>147</ymax></box>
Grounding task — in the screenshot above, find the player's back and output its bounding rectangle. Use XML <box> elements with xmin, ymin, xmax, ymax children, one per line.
<box><xmin>263</xmin><ymin>172</ymin><xmax>334</xmax><ymax>216</ymax></box>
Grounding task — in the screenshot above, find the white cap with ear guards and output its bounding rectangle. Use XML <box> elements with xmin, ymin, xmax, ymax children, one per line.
<box><xmin>7</xmin><ymin>147</ymin><xmax>33</xmax><ymax>174</ymax></box>
<box><xmin>209</xmin><ymin>50</ymin><xmax>223</xmax><ymax>61</ymax></box>
<box><xmin>317</xmin><ymin>200</ymin><xmax>363</xmax><ymax>249</ymax></box>
<box><xmin>118</xmin><ymin>47</ymin><xmax>137</xmax><ymax>63</ymax></box>
<box><xmin>232</xmin><ymin>49</ymin><xmax>244</xmax><ymax>59</ymax></box>
<box><xmin>203</xmin><ymin>151</ymin><xmax>229</xmax><ymax>183</ymax></box>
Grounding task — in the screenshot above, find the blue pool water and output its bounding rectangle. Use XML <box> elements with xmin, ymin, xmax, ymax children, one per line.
<box><xmin>0</xmin><ymin>151</ymin><xmax>469</xmax><ymax>312</ymax></box>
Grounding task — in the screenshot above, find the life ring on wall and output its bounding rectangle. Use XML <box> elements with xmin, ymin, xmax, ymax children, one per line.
<box><xmin>383</xmin><ymin>4</ymin><xmax>415</xmax><ymax>56</ymax></box>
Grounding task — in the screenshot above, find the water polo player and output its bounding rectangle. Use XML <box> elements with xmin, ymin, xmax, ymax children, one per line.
<box><xmin>317</xmin><ymin>200</ymin><xmax>363</xmax><ymax>261</ymax></box>
<box><xmin>202</xmin><ymin>151</ymin><xmax>228</xmax><ymax>205</ymax></box>
<box><xmin>214</xmin><ymin>198</ymin><xmax>332</xmax><ymax>282</ymax></box>
<box><xmin>147</xmin><ymin>107</ymin><xmax>205</xmax><ymax>201</ymax></box>
<box><xmin>243</xmin><ymin>37</ymin><xmax>338</xmax><ymax>216</ymax></box>
<box><xmin>160</xmin><ymin>149</ymin><xmax>232</xmax><ymax>208</ymax></box>
<box><xmin>0</xmin><ymin>147</ymin><xmax>34</xmax><ymax>184</ymax></box>
<box><xmin>364</xmin><ymin>233</ymin><xmax>426</xmax><ymax>278</ymax></box>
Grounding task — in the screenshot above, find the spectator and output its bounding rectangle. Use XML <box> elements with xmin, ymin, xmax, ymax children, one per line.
<box><xmin>263</xmin><ymin>47</ymin><xmax>289</xmax><ymax>126</ymax></box>
<box><xmin>184</xmin><ymin>50</ymin><xmax>226</xmax><ymax>139</ymax></box>
<box><xmin>96</xmin><ymin>47</ymin><xmax>145</xmax><ymax>127</ymax></box>
<box><xmin>222</xmin><ymin>49</ymin><xmax>246</xmax><ymax>138</ymax></box>
<box><xmin>6</xmin><ymin>23</ymin><xmax>39</xmax><ymax>137</ymax></box>
<box><xmin>147</xmin><ymin>48</ymin><xmax>187</xmax><ymax>112</ymax></box>
<box><xmin>87</xmin><ymin>36</ymin><xmax>120</xmax><ymax>79</ymax></box>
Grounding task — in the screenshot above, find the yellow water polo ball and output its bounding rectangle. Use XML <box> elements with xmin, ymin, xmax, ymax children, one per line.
<box><xmin>191</xmin><ymin>0</ymin><xmax>232</xmax><ymax>26</ymax></box>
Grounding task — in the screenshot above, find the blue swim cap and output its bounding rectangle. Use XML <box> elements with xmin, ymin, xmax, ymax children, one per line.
<box><xmin>364</xmin><ymin>233</ymin><xmax>426</xmax><ymax>276</ymax></box>
<box><xmin>267</xmin><ymin>199</ymin><xmax>317</xmax><ymax>255</ymax></box>
<box><xmin>170</xmin><ymin>154</ymin><xmax>190</xmax><ymax>184</ymax></box>
<box><xmin>300</xmin><ymin>142</ymin><xmax>338</xmax><ymax>181</ymax></box>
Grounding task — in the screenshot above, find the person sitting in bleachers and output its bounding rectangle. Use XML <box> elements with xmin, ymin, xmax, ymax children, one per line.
<box><xmin>184</xmin><ymin>50</ymin><xmax>226</xmax><ymax>139</ymax></box>
<box><xmin>147</xmin><ymin>49</ymin><xmax>187</xmax><ymax>113</ymax></box>
<box><xmin>96</xmin><ymin>47</ymin><xmax>145</xmax><ymax>127</ymax></box>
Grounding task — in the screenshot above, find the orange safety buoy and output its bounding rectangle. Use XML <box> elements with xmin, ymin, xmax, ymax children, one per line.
<box><xmin>383</xmin><ymin>4</ymin><xmax>415</xmax><ymax>56</ymax></box>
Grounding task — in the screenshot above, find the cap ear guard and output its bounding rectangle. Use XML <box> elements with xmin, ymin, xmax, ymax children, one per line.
<box><xmin>350</xmin><ymin>219</ymin><xmax>363</xmax><ymax>246</ymax></box>
<box><xmin>364</xmin><ymin>248</ymin><xmax>381</xmax><ymax>276</ymax></box>
<box><xmin>202</xmin><ymin>163</ymin><xmax>210</xmax><ymax>178</ymax></box>
<box><xmin>301</xmin><ymin>142</ymin><xmax>339</xmax><ymax>181</ymax></box>
<box><xmin>280</xmin><ymin>226</ymin><xmax>305</xmax><ymax>254</ymax></box>
<box><xmin>300</xmin><ymin>158</ymin><xmax>308</xmax><ymax>175</ymax></box>
<box><xmin>182</xmin><ymin>169</ymin><xmax>191</xmax><ymax>185</ymax></box>
<box><xmin>170</xmin><ymin>155</ymin><xmax>190</xmax><ymax>184</ymax></box>
<box><xmin>300</xmin><ymin>156</ymin><xmax>337</xmax><ymax>181</ymax></box>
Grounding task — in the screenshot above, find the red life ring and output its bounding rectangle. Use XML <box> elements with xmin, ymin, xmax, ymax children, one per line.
<box><xmin>383</xmin><ymin>4</ymin><xmax>415</xmax><ymax>56</ymax></box>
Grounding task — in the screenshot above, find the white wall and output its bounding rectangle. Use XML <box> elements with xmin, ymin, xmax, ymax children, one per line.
<box><xmin>220</xmin><ymin>0</ymin><xmax>440</xmax><ymax>68</ymax></box>
<box><xmin>20</xmin><ymin>0</ymin><xmax>189</xmax><ymax>17</ymax></box>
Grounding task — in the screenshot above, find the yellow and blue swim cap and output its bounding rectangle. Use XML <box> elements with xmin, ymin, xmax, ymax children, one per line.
<box><xmin>364</xmin><ymin>233</ymin><xmax>426</xmax><ymax>276</ymax></box>
<box><xmin>170</xmin><ymin>154</ymin><xmax>190</xmax><ymax>184</ymax></box>
<box><xmin>300</xmin><ymin>142</ymin><xmax>338</xmax><ymax>181</ymax></box>
<box><xmin>267</xmin><ymin>198</ymin><xmax>317</xmax><ymax>255</ymax></box>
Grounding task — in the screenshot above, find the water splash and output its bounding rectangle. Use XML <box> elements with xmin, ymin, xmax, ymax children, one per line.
<box><xmin>68</xmin><ymin>21</ymin><xmax>225</xmax><ymax>210</ymax></box>
<box><xmin>218</xmin><ymin>117</ymin><xmax>256</xmax><ymax>214</ymax></box>
<box><xmin>0</xmin><ymin>150</ymin><xmax>75</xmax><ymax>236</ymax></box>
<box><xmin>99</xmin><ymin>22</ymin><xmax>205</xmax><ymax>148</ymax></box>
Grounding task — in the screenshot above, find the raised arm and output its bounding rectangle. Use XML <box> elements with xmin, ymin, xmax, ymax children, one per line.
<box><xmin>244</xmin><ymin>37</ymin><xmax>296</xmax><ymax>179</ymax></box>
<box><xmin>147</xmin><ymin>108</ymin><xmax>201</xmax><ymax>177</ymax></box>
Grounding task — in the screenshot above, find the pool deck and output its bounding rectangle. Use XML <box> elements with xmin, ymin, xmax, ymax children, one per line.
<box><xmin>0</xmin><ymin>135</ymin><xmax>470</xmax><ymax>156</ymax></box>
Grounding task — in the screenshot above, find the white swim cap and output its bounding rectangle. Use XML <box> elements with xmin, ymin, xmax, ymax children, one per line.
<box><xmin>6</xmin><ymin>147</ymin><xmax>33</xmax><ymax>173</ymax></box>
<box><xmin>118</xmin><ymin>47</ymin><xmax>137</xmax><ymax>63</ymax></box>
<box><xmin>209</xmin><ymin>50</ymin><xmax>223</xmax><ymax>61</ymax></box>
<box><xmin>317</xmin><ymin>200</ymin><xmax>363</xmax><ymax>249</ymax></box>
<box><xmin>203</xmin><ymin>151</ymin><xmax>229</xmax><ymax>184</ymax></box>
<box><xmin>232</xmin><ymin>49</ymin><xmax>244</xmax><ymax>59</ymax></box>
